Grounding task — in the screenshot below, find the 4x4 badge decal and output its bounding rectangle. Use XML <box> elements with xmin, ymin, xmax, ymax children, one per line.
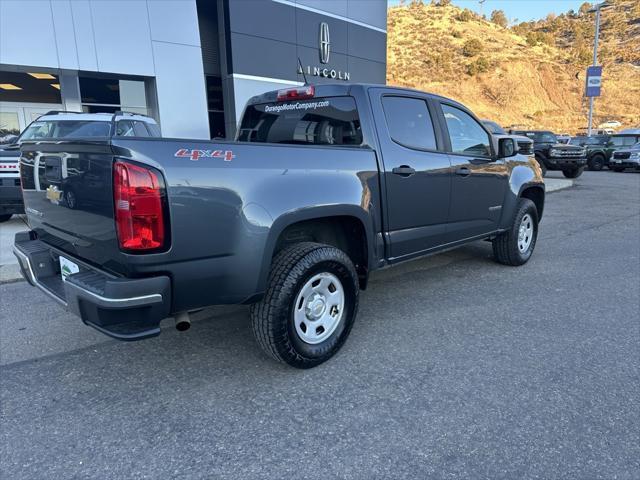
<box><xmin>175</xmin><ymin>149</ymin><xmax>235</xmax><ymax>162</ymax></box>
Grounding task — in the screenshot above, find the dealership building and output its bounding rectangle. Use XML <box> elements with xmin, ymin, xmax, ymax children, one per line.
<box><xmin>0</xmin><ymin>0</ymin><xmax>387</xmax><ymax>141</ymax></box>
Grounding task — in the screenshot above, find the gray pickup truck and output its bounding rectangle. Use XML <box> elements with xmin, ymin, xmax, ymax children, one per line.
<box><xmin>14</xmin><ymin>84</ymin><xmax>545</xmax><ymax>368</ymax></box>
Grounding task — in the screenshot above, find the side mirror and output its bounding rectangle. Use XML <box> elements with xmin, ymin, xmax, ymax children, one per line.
<box><xmin>498</xmin><ymin>138</ymin><xmax>518</xmax><ymax>158</ymax></box>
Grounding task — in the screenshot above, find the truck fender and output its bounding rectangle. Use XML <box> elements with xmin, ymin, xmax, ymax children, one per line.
<box><xmin>499</xmin><ymin>165</ymin><xmax>545</xmax><ymax>229</ymax></box>
<box><xmin>256</xmin><ymin>205</ymin><xmax>376</xmax><ymax>295</ymax></box>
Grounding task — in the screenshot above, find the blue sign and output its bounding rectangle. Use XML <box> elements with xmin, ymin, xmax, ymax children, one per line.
<box><xmin>586</xmin><ymin>66</ymin><xmax>603</xmax><ymax>97</ymax></box>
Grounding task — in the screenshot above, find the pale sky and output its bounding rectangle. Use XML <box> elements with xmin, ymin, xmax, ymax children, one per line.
<box><xmin>387</xmin><ymin>0</ymin><xmax>589</xmax><ymax>22</ymax></box>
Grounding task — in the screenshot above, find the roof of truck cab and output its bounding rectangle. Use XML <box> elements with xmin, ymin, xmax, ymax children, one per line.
<box><xmin>245</xmin><ymin>83</ymin><xmax>467</xmax><ymax>110</ymax></box>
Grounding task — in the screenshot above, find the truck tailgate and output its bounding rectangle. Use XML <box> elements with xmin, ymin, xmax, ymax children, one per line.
<box><xmin>19</xmin><ymin>140</ymin><xmax>120</xmax><ymax>269</ymax></box>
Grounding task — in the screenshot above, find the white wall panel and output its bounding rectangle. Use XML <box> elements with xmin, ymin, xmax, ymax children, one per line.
<box><xmin>70</xmin><ymin>0</ymin><xmax>98</xmax><ymax>71</ymax></box>
<box><xmin>295</xmin><ymin>0</ymin><xmax>348</xmax><ymax>17</ymax></box>
<box><xmin>0</xmin><ymin>0</ymin><xmax>58</xmax><ymax>68</ymax></box>
<box><xmin>50</xmin><ymin>0</ymin><xmax>79</xmax><ymax>70</ymax></box>
<box><xmin>90</xmin><ymin>0</ymin><xmax>154</xmax><ymax>75</ymax></box>
<box><xmin>152</xmin><ymin>42</ymin><xmax>209</xmax><ymax>139</ymax></box>
<box><xmin>147</xmin><ymin>0</ymin><xmax>200</xmax><ymax>46</ymax></box>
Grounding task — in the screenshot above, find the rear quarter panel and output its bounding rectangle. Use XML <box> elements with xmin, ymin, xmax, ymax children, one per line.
<box><xmin>111</xmin><ymin>138</ymin><xmax>382</xmax><ymax>310</ymax></box>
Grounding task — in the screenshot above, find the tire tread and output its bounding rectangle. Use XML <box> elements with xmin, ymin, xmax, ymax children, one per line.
<box><xmin>250</xmin><ymin>242</ymin><xmax>358</xmax><ymax>368</ymax></box>
<box><xmin>493</xmin><ymin>199</ymin><xmax>538</xmax><ymax>266</ymax></box>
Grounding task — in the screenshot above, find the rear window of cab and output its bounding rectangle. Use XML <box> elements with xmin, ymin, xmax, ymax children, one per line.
<box><xmin>237</xmin><ymin>96</ymin><xmax>363</xmax><ymax>146</ymax></box>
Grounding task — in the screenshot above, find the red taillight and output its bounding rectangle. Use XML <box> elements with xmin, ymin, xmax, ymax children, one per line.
<box><xmin>113</xmin><ymin>160</ymin><xmax>166</xmax><ymax>252</ymax></box>
<box><xmin>276</xmin><ymin>85</ymin><xmax>315</xmax><ymax>102</ymax></box>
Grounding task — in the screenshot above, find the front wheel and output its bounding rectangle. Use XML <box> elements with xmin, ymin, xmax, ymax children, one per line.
<box><xmin>0</xmin><ymin>214</ymin><xmax>12</xmax><ymax>223</ymax></box>
<box><xmin>588</xmin><ymin>154</ymin><xmax>605</xmax><ymax>171</ymax></box>
<box><xmin>492</xmin><ymin>198</ymin><xmax>538</xmax><ymax>266</ymax></box>
<box><xmin>250</xmin><ymin>242</ymin><xmax>359</xmax><ymax>368</ymax></box>
<box><xmin>563</xmin><ymin>167</ymin><xmax>584</xmax><ymax>179</ymax></box>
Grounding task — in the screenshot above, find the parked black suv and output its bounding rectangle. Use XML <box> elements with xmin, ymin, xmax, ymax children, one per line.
<box><xmin>509</xmin><ymin>130</ymin><xmax>587</xmax><ymax>178</ymax></box>
<box><xmin>569</xmin><ymin>133</ymin><xmax>640</xmax><ymax>171</ymax></box>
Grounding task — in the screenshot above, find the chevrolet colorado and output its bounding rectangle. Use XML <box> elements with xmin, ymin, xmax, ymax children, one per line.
<box><xmin>14</xmin><ymin>84</ymin><xmax>545</xmax><ymax>368</ymax></box>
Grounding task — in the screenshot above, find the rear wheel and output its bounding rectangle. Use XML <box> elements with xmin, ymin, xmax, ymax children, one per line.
<box><xmin>0</xmin><ymin>214</ymin><xmax>12</xmax><ymax>223</ymax></box>
<box><xmin>563</xmin><ymin>167</ymin><xmax>584</xmax><ymax>179</ymax></box>
<box><xmin>250</xmin><ymin>242</ymin><xmax>359</xmax><ymax>368</ymax></box>
<box><xmin>588</xmin><ymin>154</ymin><xmax>605</xmax><ymax>171</ymax></box>
<box><xmin>492</xmin><ymin>198</ymin><xmax>538</xmax><ymax>266</ymax></box>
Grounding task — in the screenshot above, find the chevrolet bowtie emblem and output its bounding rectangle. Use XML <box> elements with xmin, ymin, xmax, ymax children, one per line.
<box><xmin>46</xmin><ymin>185</ymin><xmax>62</xmax><ymax>203</ymax></box>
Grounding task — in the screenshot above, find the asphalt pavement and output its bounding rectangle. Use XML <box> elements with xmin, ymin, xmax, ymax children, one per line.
<box><xmin>1</xmin><ymin>171</ymin><xmax>638</xmax><ymax>479</ymax></box>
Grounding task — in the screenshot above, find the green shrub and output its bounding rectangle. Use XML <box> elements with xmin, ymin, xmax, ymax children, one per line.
<box><xmin>467</xmin><ymin>57</ymin><xmax>490</xmax><ymax>75</ymax></box>
<box><xmin>526</xmin><ymin>32</ymin><xmax>542</xmax><ymax>46</ymax></box>
<box><xmin>457</xmin><ymin>9</ymin><xmax>474</xmax><ymax>22</ymax></box>
<box><xmin>490</xmin><ymin>10</ymin><xmax>508</xmax><ymax>28</ymax></box>
<box><xmin>462</xmin><ymin>38</ymin><xmax>483</xmax><ymax>57</ymax></box>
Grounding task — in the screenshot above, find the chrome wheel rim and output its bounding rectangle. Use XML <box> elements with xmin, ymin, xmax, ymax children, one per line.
<box><xmin>293</xmin><ymin>272</ymin><xmax>345</xmax><ymax>345</ymax></box>
<box><xmin>518</xmin><ymin>213</ymin><xmax>534</xmax><ymax>253</ymax></box>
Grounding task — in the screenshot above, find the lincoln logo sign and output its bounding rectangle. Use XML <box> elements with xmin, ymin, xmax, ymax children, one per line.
<box><xmin>319</xmin><ymin>22</ymin><xmax>330</xmax><ymax>64</ymax></box>
<box><xmin>297</xmin><ymin>22</ymin><xmax>351</xmax><ymax>81</ymax></box>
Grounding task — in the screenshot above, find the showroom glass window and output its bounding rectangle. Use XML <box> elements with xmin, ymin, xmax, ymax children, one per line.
<box><xmin>442</xmin><ymin>104</ymin><xmax>491</xmax><ymax>157</ymax></box>
<box><xmin>382</xmin><ymin>96</ymin><xmax>437</xmax><ymax>150</ymax></box>
<box><xmin>80</xmin><ymin>77</ymin><xmax>149</xmax><ymax>115</ymax></box>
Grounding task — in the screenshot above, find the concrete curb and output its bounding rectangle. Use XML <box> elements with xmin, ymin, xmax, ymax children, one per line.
<box><xmin>545</xmin><ymin>178</ymin><xmax>574</xmax><ymax>192</ymax></box>
<box><xmin>0</xmin><ymin>263</ymin><xmax>24</xmax><ymax>285</ymax></box>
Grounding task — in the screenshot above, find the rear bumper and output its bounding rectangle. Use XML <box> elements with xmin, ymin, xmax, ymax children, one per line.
<box><xmin>0</xmin><ymin>182</ymin><xmax>24</xmax><ymax>215</ymax></box>
<box><xmin>13</xmin><ymin>233</ymin><xmax>171</xmax><ymax>340</ymax></box>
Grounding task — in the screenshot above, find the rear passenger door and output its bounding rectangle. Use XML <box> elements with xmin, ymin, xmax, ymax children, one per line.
<box><xmin>370</xmin><ymin>89</ymin><xmax>452</xmax><ymax>260</ymax></box>
<box><xmin>437</xmin><ymin>102</ymin><xmax>508</xmax><ymax>241</ymax></box>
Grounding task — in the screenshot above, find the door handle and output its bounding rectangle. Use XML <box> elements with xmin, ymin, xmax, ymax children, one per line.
<box><xmin>455</xmin><ymin>167</ymin><xmax>471</xmax><ymax>176</ymax></box>
<box><xmin>392</xmin><ymin>165</ymin><xmax>416</xmax><ymax>177</ymax></box>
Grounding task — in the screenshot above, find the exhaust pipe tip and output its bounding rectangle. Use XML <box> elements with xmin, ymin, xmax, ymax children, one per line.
<box><xmin>174</xmin><ymin>312</ymin><xmax>191</xmax><ymax>332</ymax></box>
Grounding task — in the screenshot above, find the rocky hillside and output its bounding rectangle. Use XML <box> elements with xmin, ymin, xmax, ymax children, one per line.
<box><xmin>386</xmin><ymin>0</ymin><xmax>640</xmax><ymax>133</ymax></box>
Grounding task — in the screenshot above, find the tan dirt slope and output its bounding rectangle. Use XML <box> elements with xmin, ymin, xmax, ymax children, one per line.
<box><xmin>386</xmin><ymin>1</ymin><xmax>640</xmax><ymax>133</ymax></box>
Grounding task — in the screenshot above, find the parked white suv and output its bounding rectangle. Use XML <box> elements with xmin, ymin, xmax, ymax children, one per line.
<box><xmin>0</xmin><ymin>111</ymin><xmax>161</xmax><ymax>222</ymax></box>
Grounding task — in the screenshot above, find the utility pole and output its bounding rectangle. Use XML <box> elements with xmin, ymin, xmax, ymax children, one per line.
<box><xmin>586</xmin><ymin>2</ymin><xmax>611</xmax><ymax>136</ymax></box>
<box><xmin>478</xmin><ymin>0</ymin><xmax>486</xmax><ymax>17</ymax></box>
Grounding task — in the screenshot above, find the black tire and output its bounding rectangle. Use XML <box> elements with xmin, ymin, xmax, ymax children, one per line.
<box><xmin>588</xmin><ymin>154</ymin><xmax>605</xmax><ymax>171</ymax></box>
<box><xmin>492</xmin><ymin>198</ymin><xmax>538</xmax><ymax>266</ymax></box>
<box><xmin>250</xmin><ymin>242</ymin><xmax>359</xmax><ymax>368</ymax></box>
<box><xmin>535</xmin><ymin>155</ymin><xmax>547</xmax><ymax>176</ymax></box>
<box><xmin>0</xmin><ymin>214</ymin><xmax>12</xmax><ymax>223</ymax></box>
<box><xmin>65</xmin><ymin>190</ymin><xmax>77</xmax><ymax>209</ymax></box>
<box><xmin>611</xmin><ymin>167</ymin><xmax>624</xmax><ymax>172</ymax></box>
<box><xmin>563</xmin><ymin>167</ymin><xmax>584</xmax><ymax>179</ymax></box>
